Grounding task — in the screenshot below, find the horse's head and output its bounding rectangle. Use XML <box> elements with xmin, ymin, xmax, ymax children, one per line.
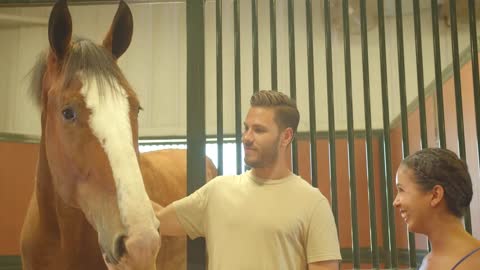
<box><xmin>31</xmin><ymin>0</ymin><xmax>160</xmax><ymax>268</ymax></box>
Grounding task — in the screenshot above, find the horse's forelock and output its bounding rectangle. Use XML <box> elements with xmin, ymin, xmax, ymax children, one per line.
<box><xmin>28</xmin><ymin>37</ymin><xmax>129</xmax><ymax>109</ymax></box>
<box><xmin>64</xmin><ymin>38</ymin><xmax>126</xmax><ymax>98</ymax></box>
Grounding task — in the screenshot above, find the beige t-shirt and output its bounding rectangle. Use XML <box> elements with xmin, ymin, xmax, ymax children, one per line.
<box><xmin>173</xmin><ymin>170</ymin><xmax>341</xmax><ymax>270</ymax></box>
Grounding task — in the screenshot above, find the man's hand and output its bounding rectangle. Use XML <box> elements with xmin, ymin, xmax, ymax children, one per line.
<box><xmin>151</xmin><ymin>200</ymin><xmax>164</xmax><ymax>215</ymax></box>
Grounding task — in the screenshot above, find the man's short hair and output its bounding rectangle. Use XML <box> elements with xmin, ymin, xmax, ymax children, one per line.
<box><xmin>250</xmin><ymin>90</ymin><xmax>300</xmax><ymax>133</ymax></box>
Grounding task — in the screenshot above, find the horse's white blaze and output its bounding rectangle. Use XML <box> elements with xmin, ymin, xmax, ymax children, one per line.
<box><xmin>80</xmin><ymin>78</ymin><xmax>158</xmax><ymax>233</ymax></box>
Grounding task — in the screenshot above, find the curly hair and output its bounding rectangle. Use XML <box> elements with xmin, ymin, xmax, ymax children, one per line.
<box><xmin>401</xmin><ymin>148</ymin><xmax>473</xmax><ymax>217</ymax></box>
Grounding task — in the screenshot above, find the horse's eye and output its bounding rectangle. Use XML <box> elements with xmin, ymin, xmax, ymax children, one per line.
<box><xmin>62</xmin><ymin>107</ymin><xmax>76</xmax><ymax>121</ymax></box>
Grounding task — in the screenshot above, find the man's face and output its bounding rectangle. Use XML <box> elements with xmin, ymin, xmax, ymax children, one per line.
<box><xmin>242</xmin><ymin>107</ymin><xmax>282</xmax><ymax>168</ymax></box>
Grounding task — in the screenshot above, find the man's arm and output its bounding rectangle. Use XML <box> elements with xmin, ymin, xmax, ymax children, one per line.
<box><xmin>308</xmin><ymin>260</ymin><xmax>339</xmax><ymax>270</ymax></box>
<box><xmin>152</xmin><ymin>201</ymin><xmax>186</xmax><ymax>236</ymax></box>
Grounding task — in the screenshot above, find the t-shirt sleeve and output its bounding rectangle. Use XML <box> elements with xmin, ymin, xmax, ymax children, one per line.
<box><xmin>172</xmin><ymin>178</ymin><xmax>216</xmax><ymax>240</ymax></box>
<box><xmin>305</xmin><ymin>198</ymin><xmax>342</xmax><ymax>263</ymax></box>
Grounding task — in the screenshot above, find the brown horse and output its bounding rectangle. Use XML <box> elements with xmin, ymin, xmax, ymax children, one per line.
<box><xmin>20</xmin><ymin>0</ymin><xmax>216</xmax><ymax>269</ymax></box>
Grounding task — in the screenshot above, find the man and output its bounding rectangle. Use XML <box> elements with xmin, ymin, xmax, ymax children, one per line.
<box><xmin>107</xmin><ymin>90</ymin><xmax>341</xmax><ymax>269</ymax></box>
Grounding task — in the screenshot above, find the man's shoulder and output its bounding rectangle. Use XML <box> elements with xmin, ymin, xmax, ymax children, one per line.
<box><xmin>289</xmin><ymin>174</ymin><xmax>324</xmax><ymax>192</ymax></box>
<box><xmin>286</xmin><ymin>175</ymin><xmax>328</xmax><ymax>202</ymax></box>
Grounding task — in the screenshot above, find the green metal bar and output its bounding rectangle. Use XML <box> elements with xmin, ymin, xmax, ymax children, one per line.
<box><xmin>234</xmin><ymin>0</ymin><xmax>242</xmax><ymax>174</ymax></box>
<box><xmin>469</xmin><ymin>1</ymin><xmax>480</xmax><ymax>208</ymax></box>
<box><xmin>342</xmin><ymin>0</ymin><xmax>360</xmax><ymax>267</ymax></box>
<box><xmin>378</xmin><ymin>134</ymin><xmax>392</xmax><ymax>267</ymax></box>
<box><xmin>414</xmin><ymin>2</ymin><xmax>431</xmax><ymax>257</ymax></box>
<box><xmin>186</xmin><ymin>1</ymin><xmax>206</xmax><ymax>269</ymax></box>
<box><xmin>449</xmin><ymin>0</ymin><xmax>472</xmax><ymax>234</ymax></box>
<box><xmin>323</xmin><ymin>0</ymin><xmax>339</xmax><ymax>227</ymax></box>
<box><xmin>287</xmin><ymin>0</ymin><xmax>298</xmax><ymax>174</ymax></box>
<box><xmin>270</xmin><ymin>0</ymin><xmax>277</xmax><ymax>90</ymax></box>
<box><xmin>377</xmin><ymin>0</ymin><xmax>397</xmax><ymax>267</ymax></box>
<box><xmin>413</xmin><ymin>0</ymin><xmax>427</xmax><ymax>148</ymax></box>
<box><xmin>216</xmin><ymin>0</ymin><xmax>224</xmax><ymax>176</ymax></box>
<box><xmin>305</xmin><ymin>0</ymin><xmax>318</xmax><ymax>188</ymax></box>
<box><xmin>359</xmin><ymin>0</ymin><xmax>379</xmax><ymax>267</ymax></box>
<box><xmin>469</xmin><ymin>0</ymin><xmax>480</xmax><ymax>229</ymax></box>
<box><xmin>394</xmin><ymin>0</ymin><xmax>416</xmax><ymax>268</ymax></box>
<box><xmin>252</xmin><ymin>0</ymin><xmax>259</xmax><ymax>93</ymax></box>
<box><xmin>431</xmin><ymin>0</ymin><xmax>446</xmax><ymax>148</ymax></box>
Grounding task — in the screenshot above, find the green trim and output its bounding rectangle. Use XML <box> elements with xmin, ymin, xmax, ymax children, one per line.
<box><xmin>390</xmin><ymin>36</ymin><xmax>480</xmax><ymax>129</ymax></box>
<box><xmin>296</xmin><ymin>129</ymin><xmax>384</xmax><ymax>140</ymax></box>
<box><xmin>0</xmin><ymin>130</ymin><xmax>385</xmax><ymax>145</ymax></box>
<box><xmin>0</xmin><ymin>133</ymin><xmax>39</xmax><ymax>144</ymax></box>
<box><xmin>0</xmin><ymin>256</ymin><xmax>21</xmax><ymax>270</ymax></box>
<box><xmin>0</xmin><ymin>0</ymin><xmax>181</xmax><ymax>7</ymax></box>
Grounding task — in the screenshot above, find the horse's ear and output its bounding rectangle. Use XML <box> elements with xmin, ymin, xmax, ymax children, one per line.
<box><xmin>102</xmin><ymin>0</ymin><xmax>133</xmax><ymax>60</ymax></box>
<box><xmin>48</xmin><ymin>0</ymin><xmax>72</xmax><ymax>60</ymax></box>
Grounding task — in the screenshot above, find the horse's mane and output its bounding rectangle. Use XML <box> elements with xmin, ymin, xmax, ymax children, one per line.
<box><xmin>29</xmin><ymin>50</ymin><xmax>47</xmax><ymax>106</ymax></box>
<box><xmin>29</xmin><ymin>37</ymin><xmax>128</xmax><ymax>107</ymax></box>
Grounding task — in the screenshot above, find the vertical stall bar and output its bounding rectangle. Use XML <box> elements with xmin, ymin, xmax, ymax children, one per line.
<box><xmin>394</xmin><ymin>0</ymin><xmax>417</xmax><ymax>267</ymax></box>
<box><xmin>378</xmin><ymin>0</ymin><xmax>397</xmax><ymax>266</ymax></box>
<box><xmin>413</xmin><ymin>0</ymin><xmax>428</xmax><ymax>148</ymax></box>
<box><xmin>287</xmin><ymin>0</ymin><xmax>298</xmax><ymax>174</ymax></box>
<box><xmin>359</xmin><ymin>0</ymin><xmax>379</xmax><ymax>267</ymax></box>
<box><xmin>469</xmin><ymin>0</ymin><xmax>480</xmax><ymax>176</ymax></box>
<box><xmin>270</xmin><ymin>0</ymin><xmax>277</xmax><ymax>90</ymax></box>
<box><xmin>342</xmin><ymin>0</ymin><xmax>360</xmax><ymax>267</ymax></box>
<box><xmin>378</xmin><ymin>135</ymin><xmax>391</xmax><ymax>267</ymax></box>
<box><xmin>324</xmin><ymin>0</ymin><xmax>339</xmax><ymax>225</ymax></box>
<box><xmin>431</xmin><ymin>0</ymin><xmax>446</xmax><ymax>148</ymax></box>
<box><xmin>305</xmin><ymin>0</ymin><xmax>318</xmax><ymax>188</ymax></box>
<box><xmin>234</xmin><ymin>0</ymin><xmax>242</xmax><ymax>174</ymax></box>
<box><xmin>216</xmin><ymin>0</ymin><xmax>224</xmax><ymax>175</ymax></box>
<box><xmin>186</xmin><ymin>1</ymin><xmax>206</xmax><ymax>269</ymax></box>
<box><xmin>449</xmin><ymin>0</ymin><xmax>472</xmax><ymax>233</ymax></box>
<box><xmin>252</xmin><ymin>0</ymin><xmax>259</xmax><ymax>93</ymax></box>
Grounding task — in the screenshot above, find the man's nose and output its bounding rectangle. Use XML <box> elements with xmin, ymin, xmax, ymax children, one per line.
<box><xmin>242</xmin><ymin>130</ymin><xmax>252</xmax><ymax>143</ymax></box>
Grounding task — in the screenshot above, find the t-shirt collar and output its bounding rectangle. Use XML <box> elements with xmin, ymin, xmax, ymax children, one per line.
<box><xmin>246</xmin><ymin>170</ymin><xmax>295</xmax><ymax>185</ymax></box>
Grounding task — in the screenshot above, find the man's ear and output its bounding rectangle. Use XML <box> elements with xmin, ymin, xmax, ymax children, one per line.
<box><xmin>430</xmin><ymin>184</ymin><xmax>445</xmax><ymax>207</ymax></box>
<box><xmin>281</xmin><ymin>127</ymin><xmax>294</xmax><ymax>146</ymax></box>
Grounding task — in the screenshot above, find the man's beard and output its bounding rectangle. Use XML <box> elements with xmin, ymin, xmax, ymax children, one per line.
<box><xmin>244</xmin><ymin>136</ymin><xmax>280</xmax><ymax>168</ymax></box>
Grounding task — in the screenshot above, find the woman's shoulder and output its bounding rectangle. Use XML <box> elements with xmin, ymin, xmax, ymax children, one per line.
<box><xmin>453</xmin><ymin>243</ymin><xmax>480</xmax><ymax>270</ymax></box>
<box><xmin>420</xmin><ymin>238</ymin><xmax>480</xmax><ymax>270</ymax></box>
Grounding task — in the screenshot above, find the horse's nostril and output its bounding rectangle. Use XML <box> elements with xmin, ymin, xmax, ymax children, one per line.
<box><xmin>114</xmin><ymin>234</ymin><xmax>127</xmax><ymax>260</ymax></box>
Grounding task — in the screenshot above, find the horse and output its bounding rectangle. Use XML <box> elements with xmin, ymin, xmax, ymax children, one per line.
<box><xmin>20</xmin><ymin>0</ymin><xmax>216</xmax><ymax>269</ymax></box>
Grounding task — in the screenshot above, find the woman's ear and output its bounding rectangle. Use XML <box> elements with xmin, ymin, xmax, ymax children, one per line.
<box><xmin>430</xmin><ymin>184</ymin><xmax>445</xmax><ymax>207</ymax></box>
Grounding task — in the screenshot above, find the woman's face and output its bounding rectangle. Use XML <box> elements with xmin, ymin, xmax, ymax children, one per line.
<box><xmin>393</xmin><ymin>166</ymin><xmax>433</xmax><ymax>233</ymax></box>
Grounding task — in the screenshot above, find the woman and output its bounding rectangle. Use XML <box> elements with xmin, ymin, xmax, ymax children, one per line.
<box><xmin>393</xmin><ymin>148</ymin><xmax>480</xmax><ymax>270</ymax></box>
